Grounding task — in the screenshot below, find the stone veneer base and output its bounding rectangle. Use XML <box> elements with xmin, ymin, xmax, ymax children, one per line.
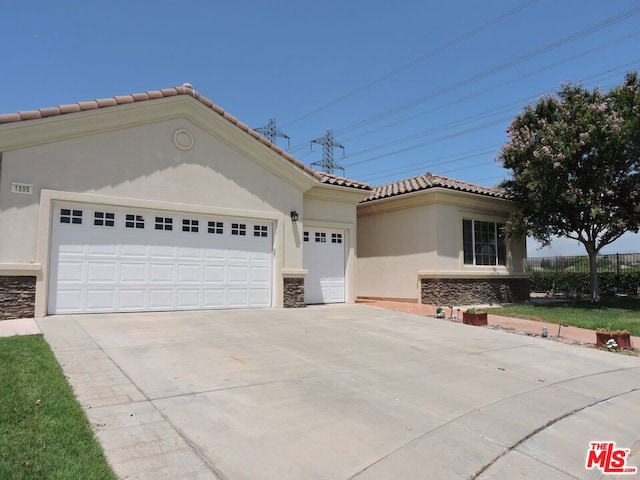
<box><xmin>0</xmin><ymin>276</ymin><xmax>37</xmax><ymax>320</ymax></box>
<box><xmin>421</xmin><ymin>277</ymin><xmax>529</xmax><ymax>306</ymax></box>
<box><xmin>283</xmin><ymin>277</ymin><xmax>306</xmax><ymax>308</ymax></box>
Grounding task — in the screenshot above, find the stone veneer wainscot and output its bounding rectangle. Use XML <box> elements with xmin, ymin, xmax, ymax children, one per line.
<box><xmin>283</xmin><ymin>278</ymin><xmax>306</xmax><ymax>308</ymax></box>
<box><xmin>0</xmin><ymin>276</ymin><xmax>36</xmax><ymax>320</ymax></box>
<box><xmin>421</xmin><ymin>277</ymin><xmax>529</xmax><ymax>306</ymax></box>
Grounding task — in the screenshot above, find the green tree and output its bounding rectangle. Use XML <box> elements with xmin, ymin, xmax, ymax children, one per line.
<box><xmin>498</xmin><ymin>73</ymin><xmax>640</xmax><ymax>302</ymax></box>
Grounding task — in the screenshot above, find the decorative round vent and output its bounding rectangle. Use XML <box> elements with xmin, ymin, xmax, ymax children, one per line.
<box><xmin>173</xmin><ymin>129</ymin><xmax>194</xmax><ymax>151</ymax></box>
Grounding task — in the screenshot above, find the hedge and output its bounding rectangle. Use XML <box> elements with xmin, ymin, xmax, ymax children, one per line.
<box><xmin>530</xmin><ymin>271</ymin><xmax>640</xmax><ymax>295</ymax></box>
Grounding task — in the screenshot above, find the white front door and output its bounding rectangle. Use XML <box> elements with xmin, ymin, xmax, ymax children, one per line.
<box><xmin>48</xmin><ymin>203</ymin><xmax>273</xmax><ymax>314</ymax></box>
<box><xmin>303</xmin><ymin>228</ymin><xmax>345</xmax><ymax>304</ymax></box>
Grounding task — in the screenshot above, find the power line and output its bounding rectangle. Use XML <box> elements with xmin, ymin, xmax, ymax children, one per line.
<box><xmin>343</xmin><ymin>116</ymin><xmax>513</xmax><ymax>169</ymax></box>
<box><xmin>338</xmin><ymin>32</ymin><xmax>640</xmax><ymax>146</ymax></box>
<box><xmin>342</xmin><ymin>102</ymin><xmax>523</xmax><ymax>163</ymax></box>
<box><xmin>350</xmin><ymin>71</ymin><xmax>637</xmax><ymax>188</ymax></box>
<box><xmin>357</xmin><ymin>145</ymin><xmax>500</xmax><ymax>182</ymax></box>
<box><xmin>285</xmin><ymin>9</ymin><xmax>640</xmax><ymax>156</ymax></box>
<box><xmin>281</xmin><ymin>0</ymin><xmax>540</xmax><ymax>128</ymax></box>
<box><xmin>334</xmin><ymin>5</ymin><xmax>640</xmax><ymax>138</ymax></box>
<box><xmin>343</xmin><ymin>66</ymin><xmax>638</xmax><ymax>175</ymax></box>
<box><xmin>340</xmin><ymin>58</ymin><xmax>640</xmax><ymax>165</ymax></box>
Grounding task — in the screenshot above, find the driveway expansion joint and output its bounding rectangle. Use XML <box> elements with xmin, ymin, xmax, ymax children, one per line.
<box><xmin>470</xmin><ymin>385</ymin><xmax>640</xmax><ymax>479</ymax></box>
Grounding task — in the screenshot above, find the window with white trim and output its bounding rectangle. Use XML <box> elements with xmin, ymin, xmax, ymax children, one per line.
<box><xmin>208</xmin><ymin>221</ymin><xmax>223</xmax><ymax>234</ymax></box>
<box><xmin>303</xmin><ymin>231</ymin><xmax>309</xmax><ymax>242</ymax></box>
<box><xmin>331</xmin><ymin>233</ymin><xmax>342</xmax><ymax>244</ymax></box>
<box><xmin>231</xmin><ymin>223</ymin><xmax>246</xmax><ymax>236</ymax></box>
<box><xmin>94</xmin><ymin>211</ymin><xmax>115</xmax><ymax>227</ymax></box>
<box><xmin>315</xmin><ymin>232</ymin><xmax>326</xmax><ymax>243</ymax></box>
<box><xmin>463</xmin><ymin>219</ymin><xmax>506</xmax><ymax>266</ymax></box>
<box><xmin>61</xmin><ymin>208</ymin><xmax>83</xmax><ymax>225</ymax></box>
<box><xmin>182</xmin><ymin>219</ymin><xmax>199</xmax><ymax>232</ymax></box>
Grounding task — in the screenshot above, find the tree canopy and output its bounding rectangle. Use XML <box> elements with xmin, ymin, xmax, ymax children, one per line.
<box><xmin>497</xmin><ymin>72</ymin><xmax>640</xmax><ymax>301</ymax></box>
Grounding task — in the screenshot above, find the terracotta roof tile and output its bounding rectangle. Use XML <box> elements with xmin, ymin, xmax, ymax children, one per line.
<box><xmin>319</xmin><ymin>172</ymin><xmax>370</xmax><ymax>190</ymax></box>
<box><xmin>96</xmin><ymin>98</ymin><xmax>118</xmax><ymax>107</ymax></box>
<box><xmin>0</xmin><ymin>83</ymin><xmax>370</xmax><ymax>192</ymax></box>
<box><xmin>363</xmin><ymin>172</ymin><xmax>505</xmax><ymax>202</ymax></box>
<box><xmin>59</xmin><ymin>103</ymin><xmax>81</xmax><ymax>114</ymax></box>
<box><xmin>77</xmin><ymin>100</ymin><xmax>99</xmax><ymax>110</ymax></box>
<box><xmin>146</xmin><ymin>90</ymin><xmax>164</xmax><ymax>99</ymax></box>
<box><xmin>160</xmin><ymin>88</ymin><xmax>178</xmax><ymax>97</ymax></box>
<box><xmin>20</xmin><ymin>110</ymin><xmax>43</xmax><ymax>120</ymax></box>
<box><xmin>114</xmin><ymin>95</ymin><xmax>135</xmax><ymax>104</ymax></box>
<box><xmin>0</xmin><ymin>113</ymin><xmax>21</xmax><ymax>123</ymax></box>
<box><xmin>39</xmin><ymin>107</ymin><xmax>61</xmax><ymax>118</ymax></box>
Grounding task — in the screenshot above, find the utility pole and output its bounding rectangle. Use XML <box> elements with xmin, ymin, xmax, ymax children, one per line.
<box><xmin>310</xmin><ymin>130</ymin><xmax>345</xmax><ymax>175</ymax></box>
<box><xmin>255</xmin><ymin>118</ymin><xmax>290</xmax><ymax>148</ymax></box>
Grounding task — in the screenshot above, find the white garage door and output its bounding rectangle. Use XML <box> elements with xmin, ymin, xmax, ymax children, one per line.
<box><xmin>303</xmin><ymin>227</ymin><xmax>345</xmax><ymax>304</ymax></box>
<box><xmin>48</xmin><ymin>203</ymin><xmax>273</xmax><ymax>314</ymax></box>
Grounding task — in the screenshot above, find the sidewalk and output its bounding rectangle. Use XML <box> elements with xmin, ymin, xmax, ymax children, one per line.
<box><xmin>357</xmin><ymin>298</ymin><xmax>639</xmax><ymax>349</ymax></box>
<box><xmin>0</xmin><ymin>317</ymin><xmax>41</xmax><ymax>337</ymax></box>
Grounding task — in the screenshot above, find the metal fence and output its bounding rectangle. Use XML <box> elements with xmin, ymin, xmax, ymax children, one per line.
<box><xmin>527</xmin><ymin>253</ymin><xmax>640</xmax><ymax>274</ymax></box>
<box><xmin>526</xmin><ymin>253</ymin><xmax>640</xmax><ymax>294</ymax></box>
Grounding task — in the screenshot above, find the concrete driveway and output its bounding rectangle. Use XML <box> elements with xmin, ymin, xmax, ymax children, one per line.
<box><xmin>38</xmin><ymin>305</ymin><xmax>640</xmax><ymax>479</ymax></box>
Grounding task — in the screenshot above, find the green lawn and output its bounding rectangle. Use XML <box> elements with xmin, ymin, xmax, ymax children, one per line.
<box><xmin>0</xmin><ymin>335</ymin><xmax>116</xmax><ymax>480</ymax></box>
<box><xmin>487</xmin><ymin>296</ymin><xmax>640</xmax><ymax>336</ymax></box>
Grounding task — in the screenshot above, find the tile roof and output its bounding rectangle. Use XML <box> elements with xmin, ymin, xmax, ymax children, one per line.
<box><xmin>0</xmin><ymin>84</ymin><xmax>370</xmax><ymax>192</ymax></box>
<box><xmin>363</xmin><ymin>172</ymin><xmax>505</xmax><ymax>202</ymax></box>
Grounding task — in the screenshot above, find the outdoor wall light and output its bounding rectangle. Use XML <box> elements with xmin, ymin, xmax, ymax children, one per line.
<box><xmin>290</xmin><ymin>211</ymin><xmax>299</xmax><ymax>222</ymax></box>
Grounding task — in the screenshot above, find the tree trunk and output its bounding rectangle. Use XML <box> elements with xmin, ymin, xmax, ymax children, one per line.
<box><xmin>588</xmin><ymin>250</ymin><xmax>600</xmax><ymax>302</ymax></box>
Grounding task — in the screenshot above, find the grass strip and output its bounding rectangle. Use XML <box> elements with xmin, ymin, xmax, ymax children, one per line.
<box><xmin>0</xmin><ymin>335</ymin><xmax>116</xmax><ymax>480</ymax></box>
<box><xmin>488</xmin><ymin>296</ymin><xmax>640</xmax><ymax>336</ymax></box>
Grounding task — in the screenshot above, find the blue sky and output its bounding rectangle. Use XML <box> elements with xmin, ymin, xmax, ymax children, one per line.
<box><xmin>2</xmin><ymin>0</ymin><xmax>639</xmax><ymax>256</ymax></box>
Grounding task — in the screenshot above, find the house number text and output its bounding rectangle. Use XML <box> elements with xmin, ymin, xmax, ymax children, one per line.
<box><xmin>11</xmin><ymin>183</ymin><xmax>33</xmax><ymax>194</ymax></box>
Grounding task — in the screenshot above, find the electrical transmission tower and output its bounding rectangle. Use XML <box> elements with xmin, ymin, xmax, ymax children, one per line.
<box><xmin>255</xmin><ymin>118</ymin><xmax>290</xmax><ymax>148</ymax></box>
<box><xmin>310</xmin><ymin>130</ymin><xmax>345</xmax><ymax>175</ymax></box>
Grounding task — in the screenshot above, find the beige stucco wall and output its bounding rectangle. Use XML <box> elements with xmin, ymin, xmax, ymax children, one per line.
<box><xmin>356</xmin><ymin>189</ymin><xmax>527</xmax><ymax>300</ymax></box>
<box><xmin>0</xmin><ymin>96</ymin><xmax>371</xmax><ymax>314</ymax></box>
<box><xmin>357</xmin><ymin>203</ymin><xmax>437</xmax><ymax>299</ymax></box>
<box><xmin>0</xmin><ymin>118</ymin><xmax>303</xmax><ymax>264</ymax></box>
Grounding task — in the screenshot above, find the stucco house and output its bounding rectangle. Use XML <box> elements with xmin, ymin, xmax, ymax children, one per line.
<box><xmin>0</xmin><ymin>84</ymin><xmax>370</xmax><ymax>320</ymax></box>
<box><xmin>0</xmin><ymin>84</ymin><xmax>528</xmax><ymax>321</ymax></box>
<box><xmin>356</xmin><ymin>173</ymin><xmax>529</xmax><ymax>306</ymax></box>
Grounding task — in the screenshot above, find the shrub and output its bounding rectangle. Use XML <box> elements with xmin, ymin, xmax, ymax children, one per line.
<box><xmin>530</xmin><ymin>271</ymin><xmax>640</xmax><ymax>295</ymax></box>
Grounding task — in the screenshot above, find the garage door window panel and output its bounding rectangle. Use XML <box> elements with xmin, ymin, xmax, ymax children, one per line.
<box><xmin>155</xmin><ymin>217</ymin><xmax>173</xmax><ymax>231</ymax></box>
<box><xmin>182</xmin><ymin>219</ymin><xmax>199</xmax><ymax>232</ymax></box>
<box><xmin>61</xmin><ymin>209</ymin><xmax>83</xmax><ymax>224</ymax></box>
<box><xmin>232</xmin><ymin>223</ymin><xmax>246</xmax><ymax>236</ymax></box>
<box><xmin>208</xmin><ymin>221</ymin><xmax>224</xmax><ymax>234</ymax></box>
<box><xmin>254</xmin><ymin>225</ymin><xmax>268</xmax><ymax>237</ymax></box>
<box><xmin>126</xmin><ymin>214</ymin><xmax>145</xmax><ymax>229</ymax></box>
<box><xmin>94</xmin><ymin>212</ymin><xmax>115</xmax><ymax>227</ymax></box>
